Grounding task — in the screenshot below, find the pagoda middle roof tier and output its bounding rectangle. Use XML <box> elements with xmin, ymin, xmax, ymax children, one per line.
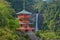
<box><xmin>19</xmin><ymin>22</ymin><xmax>33</xmax><ymax>24</ymax></box>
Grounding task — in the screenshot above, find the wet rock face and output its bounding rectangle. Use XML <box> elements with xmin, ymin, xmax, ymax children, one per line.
<box><xmin>27</xmin><ymin>31</ymin><xmax>38</xmax><ymax>40</ymax></box>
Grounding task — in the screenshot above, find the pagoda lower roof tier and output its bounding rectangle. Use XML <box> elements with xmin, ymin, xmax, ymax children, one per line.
<box><xmin>16</xmin><ymin>27</ymin><xmax>35</xmax><ymax>31</ymax></box>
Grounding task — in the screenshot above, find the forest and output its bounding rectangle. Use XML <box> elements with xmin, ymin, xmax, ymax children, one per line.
<box><xmin>0</xmin><ymin>0</ymin><xmax>60</xmax><ymax>40</ymax></box>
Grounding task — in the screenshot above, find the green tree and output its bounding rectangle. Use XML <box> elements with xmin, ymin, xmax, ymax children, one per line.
<box><xmin>0</xmin><ymin>0</ymin><xmax>20</xmax><ymax>40</ymax></box>
<box><xmin>34</xmin><ymin>0</ymin><xmax>60</xmax><ymax>40</ymax></box>
<box><xmin>7</xmin><ymin>0</ymin><xmax>35</xmax><ymax>12</ymax></box>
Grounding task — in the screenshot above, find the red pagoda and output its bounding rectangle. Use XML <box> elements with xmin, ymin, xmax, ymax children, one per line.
<box><xmin>16</xmin><ymin>10</ymin><xmax>34</xmax><ymax>32</ymax></box>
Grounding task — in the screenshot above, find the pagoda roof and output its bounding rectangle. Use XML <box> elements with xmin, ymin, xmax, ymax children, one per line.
<box><xmin>17</xmin><ymin>10</ymin><xmax>32</xmax><ymax>14</ymax></box>
<box><xmin>19</xmin><ymin>22</ymin><xmax>33</xmax><ymax>24</ymax></box>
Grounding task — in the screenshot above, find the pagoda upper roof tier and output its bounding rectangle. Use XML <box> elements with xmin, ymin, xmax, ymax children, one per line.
<box><xmin>16</xmin><ymin>10</ymin><xmax>32</xmax><ymax>14</ymax></box>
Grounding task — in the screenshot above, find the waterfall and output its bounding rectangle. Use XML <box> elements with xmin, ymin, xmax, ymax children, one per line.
<box><xmin>35</xmin><ymin>14</ymin><xmax>38</xmax><ymax>32</ymax></box>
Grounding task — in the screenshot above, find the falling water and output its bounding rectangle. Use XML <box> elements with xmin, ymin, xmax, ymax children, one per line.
<box><xmin>35</xmin><ymin>14</ymin><xmax>38</xmax><ymax>32</ymax></box>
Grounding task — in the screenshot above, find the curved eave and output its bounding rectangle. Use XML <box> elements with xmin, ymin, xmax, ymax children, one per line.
<box><xmin>16</xmin><ymin>10</ymin><xmax>32</xmax><ymax>14</ymax></box>
<box><xmin>19</xmin><ymin>22</ymin><xmax>33</xmax><ymax>24</ymax></box>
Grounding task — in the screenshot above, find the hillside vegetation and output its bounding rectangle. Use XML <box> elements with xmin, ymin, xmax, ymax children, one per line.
<box><xmin>0</xmin><ymin>0</ymin><xmax>60</xmax><ymax>40</ymax></box>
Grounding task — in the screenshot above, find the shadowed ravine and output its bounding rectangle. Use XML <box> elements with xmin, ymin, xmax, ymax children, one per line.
<box><xmin>27</xmin><ymin>31</ymin><xmax>39</xmax><ymax>40</ymax></box>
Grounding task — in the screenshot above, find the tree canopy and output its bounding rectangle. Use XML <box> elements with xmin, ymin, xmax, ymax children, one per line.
<box><xmin>0</xmin><ymin>0</ymin><xmax>60</xmax><ymax>40</ymax></box>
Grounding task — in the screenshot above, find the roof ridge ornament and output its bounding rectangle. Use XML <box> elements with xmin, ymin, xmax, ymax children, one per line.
<box><xmin>23</xmin><ymin>0</ymin><xmax>25</xmax><ymax>10</ymax></box>
<box><xmin>16</xmin><ymin>0</ymin><xmax>32</xmax><ymax>14</ymax></box>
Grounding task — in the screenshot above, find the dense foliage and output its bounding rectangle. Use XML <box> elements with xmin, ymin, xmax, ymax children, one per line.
<box><xmin>0</xmin><ymin>0</ymin><xmax>60</xmax><ymax>40</ymax></box>
<box><xmin>6</xmin><ymin>0</ymin><xmax>35</xmax><ymax>13</ymax></box>
<box><xmin>0</xmin><ymin>0</ymin><xmax>20</xmax><ymax>40</ymax></box>
<box><xmin>34</xmin><ymin>0</ymin><xmax>60</xmax><ymax>40</ymax></box>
